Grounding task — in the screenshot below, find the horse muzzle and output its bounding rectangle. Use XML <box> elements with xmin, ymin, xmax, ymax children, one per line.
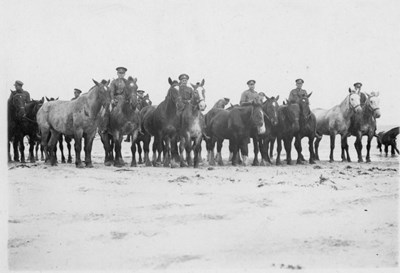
<box><xmin>199</xmin><ymin>101</ymin><xmax>207</xmax><ymax>111</ymax></box>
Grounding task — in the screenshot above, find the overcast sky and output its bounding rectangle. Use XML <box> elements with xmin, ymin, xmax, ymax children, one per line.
<box><xmin>3</xmin><ymin>0</ymin><xmax>400</xmax><ymax>126</ymax></box>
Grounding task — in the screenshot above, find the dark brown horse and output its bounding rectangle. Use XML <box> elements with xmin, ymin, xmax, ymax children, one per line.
<box><xmin>293</xmin><ymin>93</ymin><xmax>317</xmax><ymax>164</ymax></box>
<box><xmin>37</xmin><ymin>79</ymin><xmax>111</xmax><ymax>167</ymax></box>
<box><xmin>8</xmin><ymin>91</ymin><xmax>28</xmax><ymax>162</ymax></box>
<box><xmin>274</xmin><ymin>103</ymin><xmax>301</xmax><ymax>165</ymax></box>
<box><xmin>143</xmin><ymin>78</ymin><xmax>182</xmax><ymax>167</ymax></box>
<box><xmin>207</xmin><ymin>102</ymin><xmax>266</xmax><ymax>166</ymax></box>
<box><xmin>134</xmin><ymin>94</ymin><xmax>153</xmax><ymax>164</ymax></box>
<box><xmin>99</xmin><ymin>76</ymin><xmax>139</xmax><ymax>167</ymax></box>
<box><xmin>377</xmin><ymin>126</ymin><xmax>399</xmax><ymax>156</ymax></box>
<box><xmin>251</xmin><ymin>95</ymin><xmax>279</xmax><ymax>166</ymax></box>
<box><xmin>313</xmin><ymin>89</ymin><xmax>362</xmax><ymax>162</ymax></box>
<box><xmin>348</xmin><ymin>92</ymin><xmax>381</xmax><ymax>162</ymax></box>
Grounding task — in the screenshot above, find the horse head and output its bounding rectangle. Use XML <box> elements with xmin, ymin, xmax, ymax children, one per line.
<box><xmin>190</xmin><ymin>79</ymin><xmax>206</xmax><ymax>111</ymax></box>
<box><xmin>143</xmin><ymin>94</ymin><xmax>152</xmax><ymax>106</ymax></box>
<box><xmin>365</xmin><ymin>91</ymin><xmax>381</xmax><ymax>118</ymax></box>
<box><xmin>263</xmin><ymin>95</ymin><xmax>280</xmax><ymax>126</ymax></box>
<box><xmin>125</xmin><ymin>76</ymin><xmax>138</xmax><ymax>109</ymax></box>
<box><xmin>10</xmin><ymin>92</ymin><xmax>26</xmax><ymax>119</ymax></box>
<box><xmin>251</xmin><ymin>101</ymin><xmax>266</xmax><ymax>135</ymax></box>
<box><xmin>298</xmin><ymin>92</ymin><xmax>312</xmax><ymax>120</ymax></box>
<box><xmin>92</xmin><ymin>79</ymin><xmax>111</xmax><ymax>108</ymax></box>
<box><xmin>348</xmin><ymin>88</ymin><xmax>362</xmax><ymax>113</ymax></box>
<box><xmin>166</xmin><ymin>77</ymin><xmax>183</xmax><ymax>112</ymax></box>
<box><xmin>46</xmin><ymin>96</ymin><xmax>59</xmax><ymax>102</ymax></box>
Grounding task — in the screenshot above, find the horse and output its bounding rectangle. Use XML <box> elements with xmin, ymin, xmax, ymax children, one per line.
<box><xmin>207</xmin><ymin>101</ymin><xmax>266</xmax><ymax>166</ymax></box>
<box><xmin>8</xmin><ymin>91</ymin><xmax>27</xmax><ymax>162</ymax></box>
<box><xmin>143</xmin><ymin>77</ymin><xmax>182</xmax><ymax>168</ymax></box>
<box><xmin>251</xmin><ymin>95</ymin><xmax>279</xmax><ymax>166</ymax></box>
<box><xmin>313</xmin><ymin>89</ymin><xmax>362</xmax><ymax>162</ymax></box>
<box><xmin>99</xmin><ymin>76</ymin><xmax>139</xmax><ymax>167</ymax></box>
<box><xmin>133</xmin><ymin>94</ymin><xmax>153</xmax><ymax>164</ymax></box>
<box><xmin>376</xmin><ymin>127</ymin><xmax>399</xmax><ymax>156</ymax></box>
<box><xmin>37</xmin><ymin>79</ymin><xmax>111</xmax><ymax>167</ymax></box>
<box><xmin>348</xmin><ymin>92</ymin><xmax>381</xmax><ymax>162</ymax></box>
<box><xmin>293</xmin><ymin>93</ymin><xmax>317</xmax><ymax>164</ymax></box>
<box><xmin>273</xmin><ymin>103</ymin><xmax>301</xmax><ymax>165</ymax></box>
<box><xmin>177</xmin><ymin>82</ymin><xmax>206</xmax><ymax>168</ymax></box>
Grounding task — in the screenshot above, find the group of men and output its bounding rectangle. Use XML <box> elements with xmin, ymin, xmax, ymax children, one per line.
<box><xmin>9</xmin><ymin>67</ymin><xmax>365</xmax><ymax>115</ymax></box>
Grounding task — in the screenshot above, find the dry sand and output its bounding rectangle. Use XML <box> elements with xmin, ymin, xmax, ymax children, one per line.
<box><xmin>6</xmin><ymin>136</ymin><xmax>399</xmax><ymax>271</ymax></box>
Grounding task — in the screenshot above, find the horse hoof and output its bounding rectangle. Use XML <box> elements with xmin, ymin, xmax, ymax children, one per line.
<box><xmin>104</xmin><ymin>161</ymin><xmax>112</xmax><ymax>166</ymax></box>
<box><xmin>180</xmin><ymin>162</ymin><xmax>188</xmax><ymax>167</ymax></box>
<box><xmin>138</xmin><ymin>160</ymin><xmax>143</xmax><ymax>164</ymax></box>
<box><xmin>30</xmin><ymin>159</ymin><xmax>36</xmax><ymax>163</ymax></box>
<box><xmin>171</xmin><ymin>162</ymin><xmax>179</xmax><ymax>168</ymax></box>
<box><xmin>86</xmin><ymin>163</ymin><xmax>94</xmax><ymax>168</ymax></box>
<box><xmin>145</xmin><ymin>161</ymin><xmax>152</xmax><ymax>167</ymax></box>
<box><xmin>114</xmin><ymin>162</ymin><xmax>124</xmax><ymax>168</ymax></box>
<box><xmin>329</xmin><ymin>159</ymin><xmax>334</xmax><ymax>163</ymax></box>
<box><xmin>297</xmin><ymin>160</ymin><xmax>305</xmax><ymax>165</ymax></box>
<box><xmin>287</xmin><ymin>160</ymin><xmax>292</xmax><ymax>165</ymax></box>
<box><xmin>76</xmin><ymin>163</ymin><xmax>84</xmax><ymax>168</ymax></box>
<box><xmin>252</xmin><ymin>161</ymin><xmax>260</xmax><ymax>166</ymax></box>
<box><xmin>61</xmin><ymin>160</ymin><xmax>66</xmax><ymax>164</ymax></box>
<box><xmin>366</xmin><ymin>159</ymin><xmax>371</xmax><ymax>163</ymax></box>
<box><xmin>67</xmin><ymin>159</ymin><xmax>72</xmax><ymax>164</ymax></box>
<box><xmin>309</xmin><ymin>160</ymin><xmax>316</xmax><ymax>164</ymax></box>
<box><xmin>130</xmin><ymin>162</ymin><xmax>137</xmax><ymax>167</ymax></box>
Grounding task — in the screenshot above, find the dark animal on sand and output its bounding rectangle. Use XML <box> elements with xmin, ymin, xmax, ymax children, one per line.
<box><xmin>376</xmin><ymin>126</ymin><xmax>399</xmax><ymax>156</ymax></box>
<box><xmin>143</xmin><ymin>78</ymin><xmax>182</xmax><ymax>168</ymax></box>
<box><xmin>99</xmin><ymin>76</ymin><xmax>140</xmax><ymax>167</ymax></box>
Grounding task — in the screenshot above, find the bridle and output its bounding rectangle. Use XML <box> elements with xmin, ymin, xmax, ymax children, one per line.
<box><xmin>348</xmin><ymin>94</ymin><xmax>361</xmax><ymax>112</ymax></box>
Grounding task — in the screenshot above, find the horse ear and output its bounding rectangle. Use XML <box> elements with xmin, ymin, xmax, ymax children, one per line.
<box><xmin>307</xmin><ymin>92</ymin><xmax>312</xmax><ymax>98</ymax></box>
<box><xmin>191</xmin><ymin>83</ymin><xmax>196</xmax><ymax>89</ymax></box>
<box><xmin>276</xmin><ymin>95</ymin><xmax>280</xmax><ymax>101</ymax></box>
<box><xmin>56</xmin><ymin>97</ymin><xmax>59</xmax><ymax>100</ymax></box>
<box><xmin>93</xmin><ymin>79</ymin><xmax>99</xmax><ymax>86</ymax></box>
<box><xmin>46</xmin><ymin>96</ymin><xmax>50</xmax><ymax>101</ymax></box>
<box><xmin>201</xmin><ymin>79</ymin><xmax>205</xmax><ymax>86</ymax></box>
<box><xmin>348</xmin><ymin>88</ymin><xmax>352</xmax><ymax>93</ymax></box>
<box><xmin>265</xmin><ymin>95</ymin><xmax>270</xmax><ymax>100</ymax></box>
<box><xmin>133</xmin><ymin>77</ymin><xmax>137</xmax><ymax>83</ymax></box>
<box><xmin>168</xmin><ymin>77</ymin><xmax>173</xmax><ymax>85</ymax></box>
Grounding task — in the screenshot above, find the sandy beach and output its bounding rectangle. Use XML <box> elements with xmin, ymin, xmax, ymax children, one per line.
<box><xmin>6</xmin><ymin>135</ymin><xmax>399</xmax><ymax>271</ymax></box>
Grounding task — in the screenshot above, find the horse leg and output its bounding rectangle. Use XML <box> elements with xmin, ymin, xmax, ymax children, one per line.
<box><xmin>263</xmin><ymin>138</ymin><xmax>272</xmax><ymax>165</ymax></box>
<box><xmin>269</xmin><ymin>138</ymin><xmax>275</xmax><ymax>160</ymax></box>
<box><xmin>179</xmin><ymin>137</ymin><xmax>188</xmax><ymax>167</ymax></box>
<box><xmin>314</xmin><ymin>135</ymin><xmax>322</xmax><ymax>161</ymax></box>
<box><xmin>365</xmin><ymin>134</ymin><xmax>373</xmax><ymax>162</ymax></box>
<box><xmin>48</xmin><ymin>130</ymin><xmax>60</xmax><ymax>166</ymax></box>
<box><xmin>13</xmin><ymin>138</ymin><xmax>20</xmax><ymax>162</ymax></box>
<box><xmin>240</xmin><ymin>137</ymin><xmax>249</xmax><ymax>166</ymax></box>
<box><xmin>73</xmin><ymin>131</ymin><xmax>84</xmax><ymax>168</ymax></box>
<box><xmin>276</xmin><ymin>137</ymin><xmax>282</xmax><ymax>166</ymax></box>
<box><xmin>341</xmin><ymin>134</ymin><xmax>351</xmax><ymax>162</ymax></box>
<box><xmin>34</xmin><ymin>141</ymin><xmax>39</xmax><ymax>161</ymax></box>
<box><xmin>130</xmin><ymin>130</ymin><xmax>139</xmax><ymax>167</ymax></box>
<box><xmin>252</xmin><ymin>136</ymin><xmax>259</xmax><ymax>166</ymax></box>
<box><xmin>28</xmin><ymin>135</ymin><xmax>36</xmax><ymax>163</ymax></box>
<box><xmin>354</xmin><ymin>133</ymin><xmax>363</xmax><ymax>162</ymax></box>
<box><xmin>209</xmin><ymin>137</ymin><xmax>216</xmax><ymax>166</ymax></box>
<box><xmin>308</xmin><ymin>135</ymin><xmax>316</xmax><ymax>164</ymax></box>
<box><xmin>143</xmin><ymin>135</ymin><xmax>151</xmax><ymax>166</ymax></box>
<box><xmin>114</xmin><ymin>133</ymin><xmax>124</xmax><ymax>167</ymax></box>
<box><xmin>170</xmin><ymin>136</ymin><xmax>180</xmax><ymax>168</ymax></box>
<box><xmin>59</xmin><ymin>135</ymin><xmax>66</xmax><ymax>163</ymax></box>
<box><xmin>84</xmin><ymin>134</ymin><xmax>95</xmax><ymax>168</ymax></box>
<box><xmin>186</xmin><ymin>138</ymin><xmax>194</xmax><ymax>167</ymax></box>
<box><xmin>193</xmin><ymin>136</ymin><xmax>202</xmax><ymax>168</ymax></box>
<box><xmin>294</xmin><ymin>135</ymin><xmax>304</xmax><ymax>165</ymax></box>
<box><xmin>216</xmin><ymin>139</ymin><xmax>224</xmax><ymax>166</ymax></box>
<box><xmin>137</xmin><ymin>140</ymin><xmax>143</xmax><ymax>164</ymax></box>
<box><xmin>100</xmin><ymin>132</ymin><xmax>112</xmax><ymax>166</ymax></box>
<box><xmin>329</xmin><ymin>133</ymin><xmax>336</xmax><ymax>163</ymax></box>
<box><xmin>66</xmin><ymin>137</ymin><xmax>72</xmax><ymax>163</ymax></box>
<box><xmin>20</xmin><ymin>136</ymin><xmax>27</xmax><ymax>163</ymax></box>
<box><xmin>163</xmin><ymin>136</ymin><xmax>171</xmax><ymax>167</ymax></box>
<box><xmin>284</xmin><ymin>137</ymin><xmax>293</xmax><ymax>165</ymax></box>
<box><xmin>384</xmin><ymin>144</ymin><xmax>389</xmax><ymax>156</ymax></box>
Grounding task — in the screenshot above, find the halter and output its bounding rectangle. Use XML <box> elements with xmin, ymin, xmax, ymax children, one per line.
<box><xmin>348</xmin><ymin>94</ymin><xmax>361</xmax><ymax>112</ymax></box>
<box><xmin>365</xmin><ymin>99</ymin><xmax>380</xmax><ymax>113</ymax></box>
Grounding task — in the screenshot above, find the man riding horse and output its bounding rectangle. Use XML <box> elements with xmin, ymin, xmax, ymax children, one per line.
<box><xmin>240</xmin><ymin>80</ymin><xmax>261</xmax><ymax>106</ymax></box>
<box><xmin>10</xmin><ymin>80</ymin><xmax>31</xmax><ymax>107</ymax></box>
<box><xmin>288</xmin><ymin>78</ymin><xmax>308</xmax><ymax>104</ymax></box>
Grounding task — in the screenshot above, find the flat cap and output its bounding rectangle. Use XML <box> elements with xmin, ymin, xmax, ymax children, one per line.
<box><xmin>247</xmin><ymin>80</ymin><xmax>256</xmax><ymax>85</ymax></box>
<box><xmin>224</xmin><ymin>97</ymin><xmax>230</xmax><ymax>101</ymax></box>
<box><xmin>137</xmin><ymin>90</ymin><xmax>145</xmax><ymax>94</ymax></box>
<box><xmin>353</xmin><ymin>82</ymin><xmax>362</xmax><ymax>87</ymax></box>
<box><xmin>74</xmin><ymin>88</ymin><xmax>82</xmax><ymax>93</ymax></box>
<box><xmin>14</xmin><ymin>80</ymin><xmax>24</xmax><ymax>86</ymax></box>
<box><xmin>295</xmin><ymin>79</ymin><xmax>304</xmax><ymax>84</ymax></box>
<box><xmin>116</xmin><ymin>67</ymin><xmax>127</xmax><ymax>73</ymax></box>
<box><xmin>178</xmin><ymin>74</ymin><xmax>189</xmax><ymax>80</ymax></box>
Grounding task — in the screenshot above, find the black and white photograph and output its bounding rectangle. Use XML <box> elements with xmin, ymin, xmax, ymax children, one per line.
<box><xmin>2</xmin><ymin>0</ymin><xmax>399</xmax><ymax>272</ymax></box>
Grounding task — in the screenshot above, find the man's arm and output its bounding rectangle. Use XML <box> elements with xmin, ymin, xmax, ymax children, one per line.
<box><xmin>240</xmin><ymin>91</ymin><xmax>249</xmax><ymax>106</ymax></box>
<box><xmin>288</xmin><ymin>90</ymin><xmax>297</xmax><ymax>104</ymax></box>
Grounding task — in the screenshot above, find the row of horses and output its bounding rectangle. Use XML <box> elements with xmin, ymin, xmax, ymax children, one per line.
<box><xmin>8</xmin><ymin>77</ymin><xmax>382</xmax><ymax>168</ymax></box>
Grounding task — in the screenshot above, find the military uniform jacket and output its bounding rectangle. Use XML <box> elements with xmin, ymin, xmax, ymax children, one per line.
<box><xmin>10</xmin><ymin>90</ymin><xmax>31</xmax><ymax>104</ymax></box>
<box><xmin>288</xmin><ymin>88</ymin><xmax>308</xmax><ymax>104</ymax></box>
<box><xmin>240</xmin><ymin>89</ymin><xmax>259</xmax><ymax>105</ymax></box>
<box><xmin>179</xmin><ymin>85</ymin><xmax>194</xmax><ymax>100</ymax></box>
<box><xmin>110</xmin><ymin>78</ymin><xmax>127</xmax><ymax>99</ymax></box>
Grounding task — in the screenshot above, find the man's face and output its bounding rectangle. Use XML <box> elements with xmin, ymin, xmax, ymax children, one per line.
<box><xmin>296</xmin><ymin>82</ymin><xmax>303</xmax><ymax>89</ymax></box>
<box><xmin>15</xmin><ymin>84</ymin><xmax>23</xmax><ymax>91</ymax></box>
<box><xmin>180</xmin><ymin>78</ymin><xmax>188</xmax><ymax>86</ymax></box>
<box><xmin>138</xmin><ymin>93</ymin><xmax>144</xmax><ymax>98</ymax></box>
<box><xmin>74</xmin><ymin>91</ymin><xmax>80</xmax><ymax>98</ymax></box>
<box><xmin>117</xmin><ymin>71</ymin><xmax>125</xmax><ymax>79</ymax></box>
<box><xmin>248</xmin><ymin>83</ymin><xmax>255</xmax><ymax>91</ymax></box>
